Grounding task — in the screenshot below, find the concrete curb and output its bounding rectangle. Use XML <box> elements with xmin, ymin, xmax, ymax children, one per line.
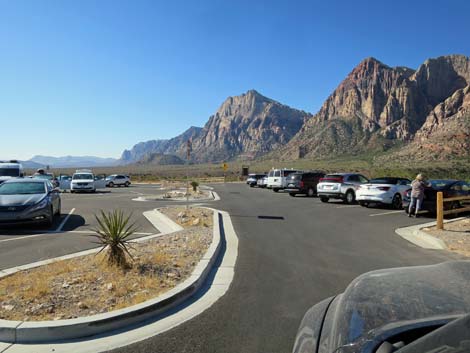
<box><xmin>0</xmin><ymin>210</ymin><xmax>222</xmax><ymax>344</ymax></box>
<box><xmin>143</xmin><ymin>209</ymin><xmax>183</xmax><ymax>233</ymax></box>
<box><xmin>395</xmin><ymin>217</ymin><xmax>466</xmax><ymax>250</ymax></box>
<box><xmin>133</xmin><ymin>191</ymin><xmax>220</xmax><ymax>203</ymax></box>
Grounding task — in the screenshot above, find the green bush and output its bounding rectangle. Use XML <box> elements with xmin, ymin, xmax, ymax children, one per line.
<box><xmin>190</xmin><ymin>181</ymin><xmax>199</xmax><ymax>191</ymax></box>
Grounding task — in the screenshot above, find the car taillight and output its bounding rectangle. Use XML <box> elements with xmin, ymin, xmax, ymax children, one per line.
<box><xmin>300</xmin><ymin>181</ymin><xmax>304</xmax><ymax>188</ymax></box>
<box><xmin>377</xmin><ymin>186</ymin><xmax>390</xmax><ymax>191</ymax></box>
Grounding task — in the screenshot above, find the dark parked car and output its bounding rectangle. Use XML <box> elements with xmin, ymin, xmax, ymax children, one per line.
<box><xmin>292</xmin><ymin>261</ymin><xmax>470</xmax><ymax>353</ymax></box>
<box><xmin>285</xmin><ymin>172</ymin><xmax>325</xmax><ymax>197</ymax></box>
<box><xmin>403</xmin><ymin>179</ymin><xmax>470</xmax><ymax>214</ymax></box>
<box><xmin>0</xmin><ymin>178</ymin><xmax>61</xmax><ymax>226</ymax></box>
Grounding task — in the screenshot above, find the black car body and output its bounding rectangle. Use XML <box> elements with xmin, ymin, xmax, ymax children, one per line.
<box><xmin>285</xmin><ymin>172</ymin><xmax>325</xmax><ymax>197</ymax></box>
<box><xmin>0</xmin><ymin>179</ymin><xmax>61</xmax><ymax>226</ymax></box>
<box><xmin>292</xmin><ymin>261</ymin><xmax>470</xmax><ymax>353</ymax></box>
<box><xmin>403</xmin><ymin>179</ymin><xmax>470</xmax><ymax>214</ymax></box>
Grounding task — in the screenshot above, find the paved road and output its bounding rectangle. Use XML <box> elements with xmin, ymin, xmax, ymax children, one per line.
<box><xmin>108</xmin><ymin>183</ymin><xmax>461</xmax><ymax>353</ymax></box>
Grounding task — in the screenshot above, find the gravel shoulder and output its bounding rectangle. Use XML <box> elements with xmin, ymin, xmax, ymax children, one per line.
<box><xmin>422</xmin><ymin>217</ymin><xmax>470</xmax><ymax>257</ymax></box>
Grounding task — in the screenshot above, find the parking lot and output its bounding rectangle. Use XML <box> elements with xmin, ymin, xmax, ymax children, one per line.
<box><xmin>0</xmin><ymin>184</ymin><xmax>175</xmax><ymax>269</ymax></box>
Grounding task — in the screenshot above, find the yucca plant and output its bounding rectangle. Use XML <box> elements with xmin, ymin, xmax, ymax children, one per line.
<box><xmin>190</xmin><ymin>181</ymin><xmax>199</xmax><ymax>192</ymax></box>
<box><xmin>92</xmin><ymin>210</ymin><xmax>139</xmax><ymax>268</ymax></box>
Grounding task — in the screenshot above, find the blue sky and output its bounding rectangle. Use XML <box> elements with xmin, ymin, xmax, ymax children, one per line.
<box><xmin>1</xmin><ymin>0</ymin><xmax>469</xmax><ymax>160</ymax></box>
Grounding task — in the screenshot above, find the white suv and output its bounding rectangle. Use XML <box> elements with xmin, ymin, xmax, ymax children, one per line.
<box><xmin>0</xmin><ymin>160</ymin><xmax>24</xmax><ymax>184</ymax></box>
<box><xmin>317</xmin><ymin>173</ymin><xmax>369</xmax><ymax>204</ymax></box>
<box><xmin>106</xmin><ymin>174</ymin><xmax>131</xmax><ymax>187</ymax></box>
<box><xmin>70</xmin><ymin>170</ymin><xmax>96</xmax><ymax>193</ymax></box>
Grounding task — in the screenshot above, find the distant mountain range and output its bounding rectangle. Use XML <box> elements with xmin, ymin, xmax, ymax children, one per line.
<box><xmin>121</xmin><ymin>54</ymin><xmax>470</xmax><ymax>165</ymax></box>
<box><xmin>26</xmin><ymin>155</ymin><xmax>119</xmax><ymax>168</ymax></box>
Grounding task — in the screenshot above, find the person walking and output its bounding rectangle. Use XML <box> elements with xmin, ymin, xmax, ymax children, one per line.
<box><xmin>408</xmin><ymin>174</ymin><xmax>429</xmax><ymax>217</ymax></box>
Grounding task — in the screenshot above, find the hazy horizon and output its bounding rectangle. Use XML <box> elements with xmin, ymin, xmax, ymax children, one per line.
<box><xmin>1</xmin><ymin>0</ymin><xmax>469</xmax><ymax>160</ymax></box>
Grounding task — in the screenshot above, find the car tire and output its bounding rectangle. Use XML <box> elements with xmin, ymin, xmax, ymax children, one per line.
<box><xmin>320</xmin><ymin>197</ymin><xmax>329</xmax><ymax>203</ymax></box>
<box><xmin>44</xmin><ymin>206</ymin><xmax>54</xmax><ymax>227</ymax></box>
<box><xmin>392</xmin><ymin>194</ymin><xmax>402</xmax><ymax>209</ymax></box>
<box><xmin>273</xmin><ymin>188</ymin><xmax>279</xmax><ymax>193</ymax></box>
<box><xmin>289</xmin><ymin>193</ymin><xmax>296</xmax><ymax>197</ymax></box>
<box><xmin>109</xmin><ymin>182</ymin><xmax>114</xmax><ymax>187</ymax></box>
<box><xmin>125</xmin><ymin>182</ymin><xmax>130</xmax><ymax>187</ymax></box>
<box><xmin>250</xmin><ymin>184</ymin><xmax>254</xmax><ymax>188</ymax></box>
<box><xmin>70</xmin><ymin>190</ymin><xmax>75</xmax><ymax>194</ymax></box>
<box><xmin>344</xmin><ymin>190</ymin><xmax>355</xmax><ymax>204</ymax></box>
<box><xmin>307</xmin><ymin>188</ymin><xmax>315</xmax><ymax>197</ymax></box>
<box><xmin>56</xmin><ymin>200</ymin><xmax>61</xmax><ymax>216</ymax></box>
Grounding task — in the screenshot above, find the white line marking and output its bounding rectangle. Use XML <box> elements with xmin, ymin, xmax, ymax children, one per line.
<box><xmin>335</xmin><ymin>205</ymin><xmax>360</xmax><ymax>209</ymax></box>
<box><xmin>369</xmin><ymin>210</ymin><xmax>404</xmax><ymax>217</ymax></box>
<box><xmin>56</xmin><ymin>208</ymin><xmax>75</xmax><ymax>232</ymax></box>
<box><xmin>0</xmin><ymin>232</ymin><xmax>56</xmax><ymax>243</ymax></box>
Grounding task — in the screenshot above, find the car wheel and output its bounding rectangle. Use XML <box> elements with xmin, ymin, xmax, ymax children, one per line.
<box><xmin>125</xmin><ymin>182</ymin><xmax>130</xmax><ymax>187</ymax></box>
<box><xmin>70</xmin><ymin>190</ymin><xmax>75</xmax><ymax>194</ymax></box>
<box><xmin>289</xmin><ymin>193</ymin><xmax>296</xmax><ymax>197</ymax></box>
<box><xmin>109</xmin><ymin>182</ymin><xmax>114</xmax><ymax>187</ymax></box>
<box><xmin>307</xmin><ymin>188</ymin><xmax>315</xmax><ymax>197</ymax></box>
<box><xmin>56</xmin><ymin>200</ymin><xmax>61</xmax><ymax>216</ymax></box>
<box><xmin>344</xmin><ymin>190</ymin><xmax>355</xmax><ymax>204</ymax></box>
<box><xmin>250</xmin><ymin>184</ymin><xmax>254</xmax><ymax>187</ymax></box>
<box><xmin>44</xmin><ymin>206</ymin><xmax>54</xmax><ymax>227</ymax></box>
<box><xmin>273</xmin><ymin>188</ymin><xmax>279</xmax><ymax>193</ymax></box>
<box><xmin>392</xmin><ymin>194</ymin><xmax>402</xmax><ymax>209</ymax></box>
<box><xmin>448</xmin><ymin>201</ymin><xmax>461</xmax><ymax>219</ymax></box>
<box><xmin>320</xmin><ymin>197</ymin><xmax>329</xmax><ymax>203</ymax></box>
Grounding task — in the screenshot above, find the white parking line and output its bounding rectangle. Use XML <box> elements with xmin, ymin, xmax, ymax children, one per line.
<box><xmin>369</xmin><ymin>210</ymin><xmax>404</xmax><ymax>217</ymax></box>
<box><xmin>0</xmin><ymin>232</ymin><xmax>55</xmax><ymax>243</ymax></box>
<box><xmin>335</xmin><ymin>205</ymin><xmax>360</xmax><ymax>209</ymax></box>
<box><xmin>56</xmin><ymin>208</ymin><xmax>75</xmax><ymax>232</ymax></box>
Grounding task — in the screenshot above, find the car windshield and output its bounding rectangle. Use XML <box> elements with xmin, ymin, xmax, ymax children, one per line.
<box><xmin>0</xmin><ymin>182</ymin><xmax>45</xmax><ymax>195</ymax></box>
<box><xmin>106</xmin><ymin>175</ymin><xmax>116</xmax><ymax>180</ymax></box>
<box><xmin>34</xmin><ymin>174</ymin><xmax>53</xmax><ymax>180</ymax></box>
<box><xmin>429</xmin><ymin>180</ymin><xmax>457</xmax><ymax>189</ymax></box>
<box><xmin>0</xmin><ymin>168</ymin><xmax>19</xmax><ymax>177</ymax></box>
<box><xmin>73</xmin><ymin>174</ymin><xmax>94</xmax><ymax>180</ymax></box>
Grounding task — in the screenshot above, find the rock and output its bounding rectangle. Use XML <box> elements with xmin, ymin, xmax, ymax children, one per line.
<box><xmin>2</xmin><ymin>305</ymin><xmax>14</xmax><ymax>311</ymax></box>
<box><xmin>62</xmin><ymin>282</ymin><xmax>70</xmax><ymax>288</ymax></box>
<box><xmin>192</xmin><ymin>218</ymin><xmax>200</xmax><ymax>226</ymax></box>
<box><xmin>106</xmin><ymin>283</ymin><xmax>114</xmax><ymax>291</ymax></box>
<box><xmin>77</xmin><ymin>302</ymin><xmax>88</xmax><ymax>309</ymax></box>
<box><xmin>53</xmin><ymin>315</ymin><xmax>64</xmax><ymax>321</ymax></box>
<box><xmin>177</xmin><ymin>211</ymin><xmax>185</xmax><ymax>218</ymax></box>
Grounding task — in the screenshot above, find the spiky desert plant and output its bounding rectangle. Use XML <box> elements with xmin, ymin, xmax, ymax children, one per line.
<box><xmin>190</xmin><ymin>181</ymin><xmax>199</xmax><ymax>192</ymax></box>
<box><xmin>92</xmin><ymin>210</ymin><xmax>139</xmax><ymax>268</ymax></box>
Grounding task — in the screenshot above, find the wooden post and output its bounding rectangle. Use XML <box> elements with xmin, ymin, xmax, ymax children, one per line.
<box><xmin>436</xmin><ymin>192</ymin><xmax>444</xmax><ymax>230</ymax></box>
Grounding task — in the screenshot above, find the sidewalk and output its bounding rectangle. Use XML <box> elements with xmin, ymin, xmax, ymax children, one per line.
<box><xmin>422</xmin><ymin>218</ymin><xmax>470</xmax><ymax>257</ymax></box>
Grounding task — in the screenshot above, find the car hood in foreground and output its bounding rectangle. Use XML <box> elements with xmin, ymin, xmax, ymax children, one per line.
<box><xmin>0</xmin><ymin>194</ymin><xmax>45</xmax><ymax>207</ymax></box>
<box><xmin>294</xmin><ymin>261</ymin><xmax>470</xmax><ymax>353</ymax></box>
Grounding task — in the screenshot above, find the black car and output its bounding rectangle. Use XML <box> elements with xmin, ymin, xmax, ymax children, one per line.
<box><xmin>285</xmin><ymin>172</ymin><xmax>325</xmax><ymax>197</ymax></box>
<box><xmin>292</xmin><ymin>261</ymin><xmax>470</xmax><ymax>353</ymax></box>
<box><xmin>403</xmin><ymin>179</ymin><xmax>470</xmax><ymax>214</ymax></box>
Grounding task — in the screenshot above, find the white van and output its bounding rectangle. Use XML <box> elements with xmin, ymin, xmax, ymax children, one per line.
<box><xmin>0</xmin><ymin>160</ymin><xmax>24</xmax><ymax>184</ymax></box>
<box><xmin>70</xmin><ymin>169</ymin><xmax>107</xmax><ymax>193</ymax></box>
<box><xmin>267</xmin><ymin>168</ymin><xmax>301</xmax><ymax>192</ymax></box>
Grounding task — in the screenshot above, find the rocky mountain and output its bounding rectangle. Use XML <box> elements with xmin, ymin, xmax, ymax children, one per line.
<box><xmin>120</xmin><ymin>126</ymin><xmax>202</xmax><ymax>163</ymax></box>
<box><xmin>136</xmin><ymin>153</ymin><xmax>185</xmax><ymax>165</ymax></box>
<box><xmin>280</xmin><ymin>54</ymin><xmax>470</xmax><ymax>160</ymax></box>
<box><xmin>121</xmin><ymin>90</ymin><xmax>311</xmax><ymax>163</ymax></box>
<box><xmin>29</xmin><ymin>155</ymin><xmax>119</xmax><ymax>168</ymax></box>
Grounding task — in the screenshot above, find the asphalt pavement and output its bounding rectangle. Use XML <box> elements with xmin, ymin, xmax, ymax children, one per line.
<box><xmin>105</xmin><ymin>183</ymin><xmax>461</xmax><ymax>353</ymax></box>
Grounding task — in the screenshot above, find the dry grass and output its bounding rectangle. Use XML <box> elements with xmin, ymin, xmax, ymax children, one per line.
<box><xmin>159</xmin><ymin>207</ymin><xmax>213</xmax><ymax>228</ymax></box>
<box><xmin>0</xmin><ymin>222</ymin><xmax>212</xmax><ymax>321</ymax></box>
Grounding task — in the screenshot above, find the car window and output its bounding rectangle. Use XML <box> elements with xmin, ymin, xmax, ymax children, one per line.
<box><xmin>358</xmin><ymin>175</ymin><xmax>368</xmax><ymax>183</ymax></box>
<box><xmin>462</xmin><ymin>183</ymin><xmax>470</xmax><ymax>192</ymax></box>
<box><xmin>348</xmin><ymin>175</ymin><xmax>359</xmax><ymax>182</ymax></box>
<box><xmin>274</xmin><ymin>171</ymin><xmax>280</xmax><ymax>177</ymax></box>
<box><xmin>268</xmin><ymin>171</ymin><xmax>274</xmax><ymax>177</ymax></box>
<box><xmin>451</xmin><ymin>182</ymin><xmax>463</xmax><ymax>191</ymax></box>
<box><xmin>0</xmin><ymin>182</ymin><xmax>46</xmax><ymax>195</ymax></box>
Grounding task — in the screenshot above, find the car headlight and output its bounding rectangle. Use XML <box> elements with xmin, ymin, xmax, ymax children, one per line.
<box><xmin>29</xmin><ymin>198</ymin><xmax>49</xmax><ymax>212</ymax></box>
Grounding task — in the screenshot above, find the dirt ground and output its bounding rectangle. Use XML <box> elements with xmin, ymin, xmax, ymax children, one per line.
<box><xmin>0</xmin><ymin>208</ymin><xmax>213</xmax><ymax>321</ymax></box>
<box><xmin>422</xmin><ymin>217</ymin><xmax>470</xmax><ymax>257</ymax></box>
